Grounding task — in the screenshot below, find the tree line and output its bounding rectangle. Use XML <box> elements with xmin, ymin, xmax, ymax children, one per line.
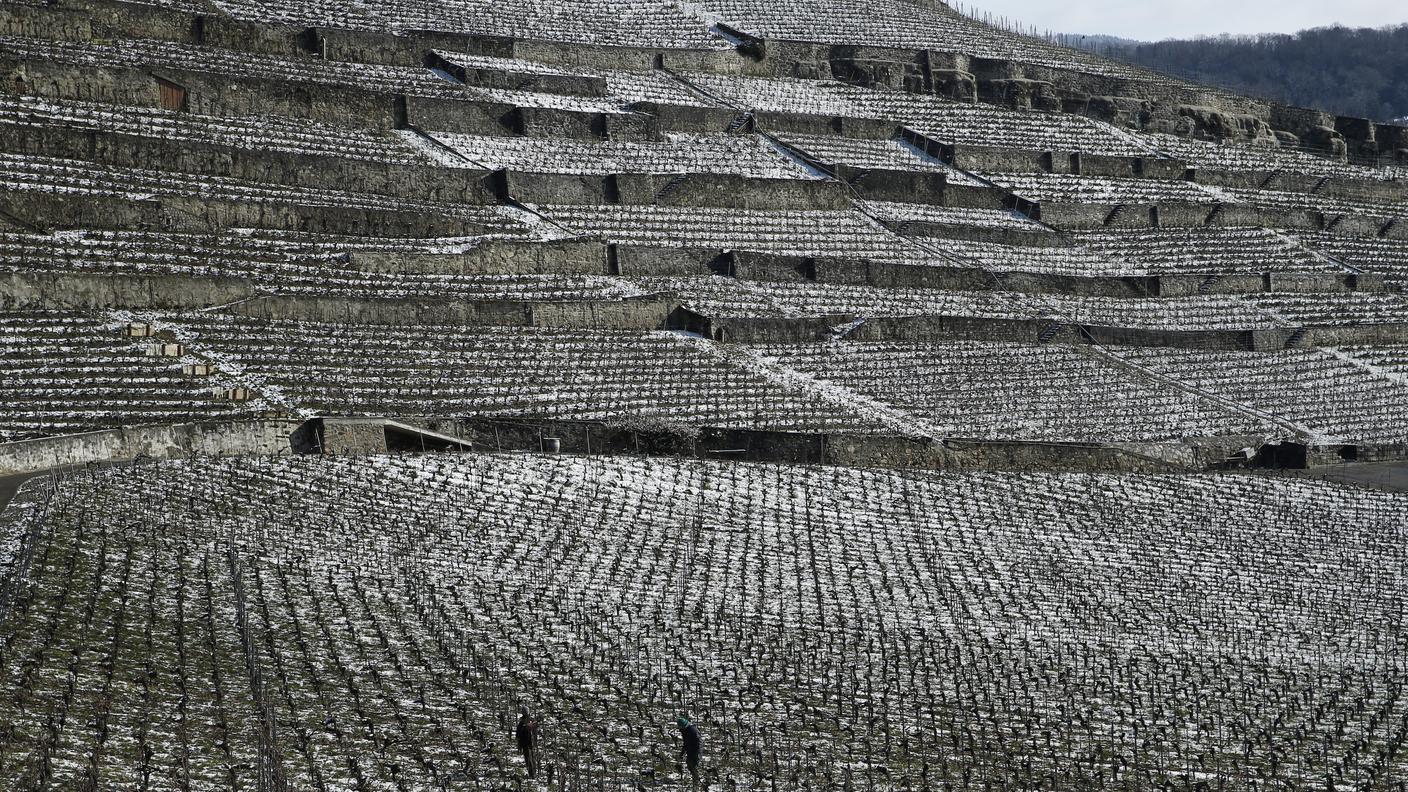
<box><xmin>1058</xmin><ymin>24</ymin><xmax>1408</xmax><ymax>123</ymax></box>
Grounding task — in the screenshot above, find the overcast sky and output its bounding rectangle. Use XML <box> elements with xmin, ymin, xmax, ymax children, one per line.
<box><xmin>963</xmin><ymin>0</ymin><xmax>1408</xmax><ymax>40</ymax></box>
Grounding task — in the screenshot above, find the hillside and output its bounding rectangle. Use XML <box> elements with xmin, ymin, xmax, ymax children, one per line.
<box><xmin>0</xmin><ymin>0</ymin><xmax>1407</xmax><ymax>788</ymax></box>
<box><xmin>1064</xmin><ymin>24</ymin><xmax>1408</xmax><ymax>123</ymax></box>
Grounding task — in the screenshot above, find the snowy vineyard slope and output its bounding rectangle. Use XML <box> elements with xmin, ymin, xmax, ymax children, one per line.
<box><xmin>3</xmin><ymin>0</ymin><xmax>1408</xmax><ymax>788</ymax></box>
<box><xmin>1</xmin><ymin>455</ymin><xmax>1406</xmax><ymax>789</ymax></box>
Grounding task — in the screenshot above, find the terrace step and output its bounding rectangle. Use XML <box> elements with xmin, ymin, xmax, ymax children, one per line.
<box><xmin>654</xmin><ymin>173</ymin><xmax>690</xmax><ymax>204</ymax></box>
<box><xmin>1037</xmin><ymin>322</ymin><xmax>1066</xmax><ymax>343</ymax></box>
<box><xmin>725</xmin><ymin>112</ymin><xmax>755</xmax><ymax>135</ymax></box>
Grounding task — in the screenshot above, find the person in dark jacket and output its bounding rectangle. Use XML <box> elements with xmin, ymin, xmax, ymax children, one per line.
<box><xmin>677</xmin><ymin>716</ymin><xmax>701</xmax><ymax>783</ymax></box>
<box><xmin>516</xmin><ymin>705</ymin><xmax>540</xmax><ymax>778</ymax></box>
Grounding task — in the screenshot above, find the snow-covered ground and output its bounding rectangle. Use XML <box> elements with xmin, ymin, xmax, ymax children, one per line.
<box><xmin>2</xmin><ymin>454</ymin><xmax>1406</xmax><ymax>789</ymax></box>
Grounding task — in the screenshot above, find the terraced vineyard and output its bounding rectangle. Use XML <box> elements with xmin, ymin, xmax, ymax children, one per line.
<box><xmin>1</xmin><ymin>0</ymin><xmax>1408</xmax><ymax>787</ymax></box>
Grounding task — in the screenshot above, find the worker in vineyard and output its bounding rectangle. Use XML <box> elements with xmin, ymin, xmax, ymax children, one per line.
<box><xmin>516</xmin><ymin>704</ymin><xmax>540</xmax><ymax>779</ymax></box>
<box><xmin>677</xmin><ymin>716</ymin><xmax>702</xmax><ymax>784</ymax></box>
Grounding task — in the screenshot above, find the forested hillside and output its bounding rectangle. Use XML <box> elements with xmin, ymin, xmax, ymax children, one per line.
<box><xmin>1062</xmin><ymin>24</ymin><xmax>1408</xmax><ymax>122</ymax></box>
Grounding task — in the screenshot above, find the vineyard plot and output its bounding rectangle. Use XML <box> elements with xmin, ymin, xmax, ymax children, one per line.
<box><xmin>3</xmin><ymin>455</ymin><xmax>1406</xmax><ymax>789</ymax></box>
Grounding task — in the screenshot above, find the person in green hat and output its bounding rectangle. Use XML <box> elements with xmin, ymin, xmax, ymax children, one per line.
<box><xmin>677</xmin><ymin>716</ymin><xmax>701</xmax><ymax>783</ymax></box>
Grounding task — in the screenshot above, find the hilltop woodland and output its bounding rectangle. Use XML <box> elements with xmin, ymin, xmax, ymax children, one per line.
<box><xmin>1059</xmin><ymin>24</ymin><xmax>1408</xmax><ymax>122</ymax></box>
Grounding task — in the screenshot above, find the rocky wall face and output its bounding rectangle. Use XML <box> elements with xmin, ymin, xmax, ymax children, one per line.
<box><xmin>847</xmin><ymin>314</ymin><xmax>1052</xmax><ymax>343</ymax></box>
<box><xmin>815</xmin><ymin>259</ymin><xmax>991</xmax><ymax>291</ymax></box>
<box><xmin>942</xmin><ymin>183</ymin><xmax>1008</xmax><ymax>210</ymax></box>
<box><xmin>228</xmin><ymin>296</ymin><xmax>533</xmax><ymax>326</ymax></box>
<box><xmin>318</xmin><ymin>28</ymin><xmax>430</xmax><ymax>67</ymax></box>
<box><xmin>1261</xmin><ymin>273</ymin><xmax>1367</xmax><ymax>295</ymax></box>
<box><xmin>0</xmin><ymin>420</ymin><xmax>303</xmax><ymax>476</ymax></box>
<box><xmin>715</xmin><ymin>316</ymin><xmax>847</xmax><ymax>343</ymax></box>
<box><xmin>405</xmin><ymin>95</ymin><xmax>516</xmax><ymax>135</ymax></box>
<box><xmin>613</xmin><ymin>246</ymin><xmax>720</xmax><ymax>276</ymax></box>
<box><xmin>81</xmin><ymin>0</ymin><xmax>200</xmax><ymax>43</ymax></box>
<box><xmin>0</xmin><ymin>125</ymin><xmax>495</xmax><ymax>204</ymax></box>
<box><xmin>348</xmin><ymin>240</ymin><xmax>607</xmax><ymax>276</ymax></box>
<box><xmin>0</xmin><ymin>192</ymin><xmax>166</xmax><ymax>233</ymax></box>
<box><xmin>740</xmin><ymin>40</ymin><xmax>832</xmax><ymax>80</ymax></box>
<box><xmin>1326</xmin><ymin>214</ymin><xmax>1386</xmax><ymax>237</ymax></box>
<box><xmin>942</xmin><ymin>439</ymin><xmax>1178</xmax><ymax>473</ymax></box>
<box><xmin>223</xmin><ymin>294</ymin><xmax>673</xmax><ymax>331</ymax></box>
<box><xmin>1318</xmin><ymin>178</ymin><xmax>1408</xmax><ymax>205</ymax></box>
<box><xmin>0</xmin><ymin>5</ymin><xmax>93</xmax><ymax>41</ymax></box>
<box><xmin>949</xmin><ymin>143</ymin><xmax>1046</xmax><ymax>173</ymax></box>
<box><xmin>615</xmin><ymin>173</ymin><xmax>850</xmax><ymax>210</ymax></box>
<box><xmin>1206</xmin><ymin>204</ymin><xmax>1319</xmax><ymax>231</ymax></box>
<box><xmin>1303</xmin><ymin>323</ymin><xmax>1408</xmax><ymax>347</ymax></box>
<box><xmin>319</xmin><ymin>421</ymin><xmax>389</xmax><ymax>455</ymax></box>
<box><xmin>978</xmin><ymin>78</ymin><xmax>1061</xmax><ymax>112</ymax></box>
<box><xmin>1</xmin><ymin>60</ymin><xmax>162</xmax><ymax>108</ymax></box>
<box><xmin>516</xmin><ymin>105</ymin><xmax>608</xmax><ymax>139</ymax></box>
<box><xmin>822</xmin><ymin>433</ymin><xmax>948</xmax><ymax>469</ymax></box>
<box><xmin>2</xmin><ymin>188</ymin><xmax>492</xmax><ymax>238</ymax></box>
<box><xmin>199</xmin><ymin>17</ymin><xmax>308</xmax><ymax>58</ymax></box>
<box><xmin>991</xmin><ymin>271</ymin><xmax>1149</xmax><ymax>298</ymax></box>
<box><xmin>177</xmin><ymin>72</ymin><xmax>400</xmax><ymax>129</ymax></box>
<box><xmin>1154</xmin><ymin>202</ymin><xmax>1219</xmax><ymax>228</ymax></box>
<box><xmin>506</xmin><ymin>171</ymin><xmax>611</xmax><ymax>204</ymax></box>
<box><xmin>645</xmin><ymin>103</ymin><xmax>744</xmax><ymax>135</ymax></box>
<box><xmin>1150</xmin><ymin>273</ymin><xmax>1265</xmax><ymax>298</ymax></box>
<box><xmin>1038</xmin><ymin>202</ymin><xmax>1132</xmax><ymax>230</ymax></box>
<box><xmin>728</xmin><ymin>252</ymin><xmax>816</xmax><ymax>282</ymax></box>
<box><xmin>840</xmin><ymin>167</ymin><xmax>947</xmax><ymax>204</ymax></box>
<box><xmin>529</xmin><ymin>299</ymin><xmax>674</xmax><ymax>330</ymax></box>
<box><xmin>0</xmin><ymin>272</ymin><xmax>257</xmax><ymax>311</ymax></box>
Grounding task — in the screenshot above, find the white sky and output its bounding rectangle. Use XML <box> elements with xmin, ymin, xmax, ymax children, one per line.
<box><xmin>962</xmin><ymin>1</ymin><xmax>1408</xmax><ymax>40</ymax></box>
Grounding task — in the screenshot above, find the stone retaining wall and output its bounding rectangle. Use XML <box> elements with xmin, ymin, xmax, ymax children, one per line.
<box><xmin>227</xmin><ymin>294</ymin><xmax>675</xmax><ymax>330</ymax></box>
<box><xmin>0</xmin><ymin>420</ymin><xmax>304</xmax><ymax>476</ymax></box>
<box><xmin>0</xmin><ymin>125</ymin><xmax>495</xmax><ymax>204</ymax></box>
